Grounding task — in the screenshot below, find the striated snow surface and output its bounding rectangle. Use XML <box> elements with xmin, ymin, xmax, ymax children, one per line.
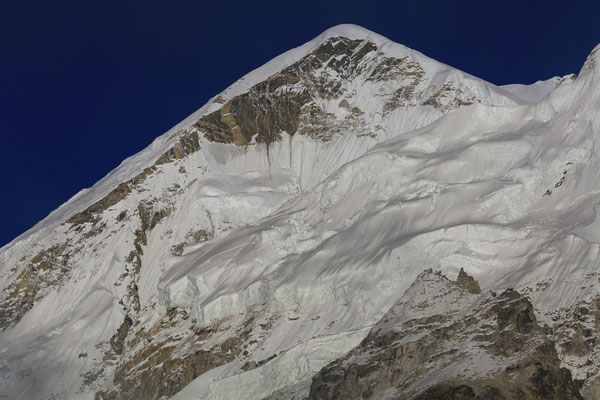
<box><xmin>167</xmin><ymin>40</ymin><xmax>600</xmax><ymax>399</ymax></box>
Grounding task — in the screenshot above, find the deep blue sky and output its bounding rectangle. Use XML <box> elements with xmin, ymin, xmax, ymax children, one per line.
<box><xmin>1</xmin><ymin>0</ymin><xmax>600</xmax><ymax>247</ymax></box>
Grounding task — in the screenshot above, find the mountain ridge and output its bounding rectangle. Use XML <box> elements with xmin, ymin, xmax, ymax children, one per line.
<box><xmin>2</xmin><ymin>25</ymin><xmax>598</xmax><ymax>400</ymax></box>
<box><xmin>0</xmin><ymin>25</ymin><xmax>547</xmax><ymax>254</ymax></box>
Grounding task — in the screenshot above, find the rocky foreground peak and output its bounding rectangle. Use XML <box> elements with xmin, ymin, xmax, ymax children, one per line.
<box><xmin>309</xmin><ymin>271</ymin><xmax>582</xmax><ymax>400</ymax></box>
<box><xmin>456</xmin><ymin>267</ymin><xmax>482</xmax><ymax>294</ymax></box>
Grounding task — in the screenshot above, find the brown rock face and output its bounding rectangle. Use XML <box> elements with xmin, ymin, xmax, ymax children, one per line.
<box><xmin>154</xmin><ymin>131</ymin><xmax>200</xmax><ymax>165</ymax></box>
<box><xmin>96</xmin><ymin>311</ymin><xmax>254</xmax><ymax>400</ymax></box>
<box><xmin>195</xmin><ymin>37</ymin><xmax>376</xmax><ymax>146</ymax></box>
<box><xmin>66</xmin><ymin>182</ymin><xmax>131</xmax><ymax>226</ymax></box>
<box><xmin>66</xmin><ymin>169</ymin><xmax>150</xmax><ymax>227</ymax></box>
<box><xmin>0</xmin><ymin>243</ymin><xmax>69</xmax><ymax>331</ymax></box>
<box><xmin>194</xmin><ymin>37</ymin><xmax>430</xmax><ymax>146</ymax></box>
<box><xmin>550</xmin><ymin>296</ymin><xmax>600</xmax><ymax>397</ymax></box>
<box><xmin>170</xmin><ymin>228</ymin><xmax>213</xmax><ymax>256</ymax></box>
<box><xmin>65</xmin><ymin>131</ymin><xmax>197</xmax><ymax>229</ymax></box>
<box><xmin>456</xmin><ymin>267</ymin><xmax>482</xmax><ymax>294</ymax></box>
<box><xmin>422</xmin><ymin>81</ymin><xmax>475</xmax><ymax>111</ymax></box>
<box><xmin>308</xmin><ymin>271</ymin><xmax>582</xmax><ymax>400</ymax></box>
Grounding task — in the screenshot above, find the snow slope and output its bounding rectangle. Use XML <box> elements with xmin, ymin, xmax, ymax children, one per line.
<box><xmin>166</xmin><ymin>43</ymin><xmax>600</xmax><ymax>398</ymax></box>
<box><xmin>0</xmin><ymin>25</ymin><xmax>589</xmax><ymax>400</ymax></box>
<box><xmin>500</xmin><ymin>75</ymin><xmax>564</xmax><ymax>103</ymax></box>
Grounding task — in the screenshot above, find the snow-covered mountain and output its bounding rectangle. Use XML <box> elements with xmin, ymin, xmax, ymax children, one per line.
<box><xmin>1</xmin><ymin>24</ymin><xmax>598</xmax><ymax>399</ymax></box>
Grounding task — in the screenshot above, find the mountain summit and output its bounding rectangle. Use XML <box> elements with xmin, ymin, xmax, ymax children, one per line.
<box><xmin>1</xmin><ymin>25</ymin><xmax>599</xmax><ymax>399</ymax></box>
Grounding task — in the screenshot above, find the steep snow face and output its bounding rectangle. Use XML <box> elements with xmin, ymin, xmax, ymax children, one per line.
<box><xmin>164</xmin><ymin>46</ymin><xmax>600</xmax><ymax>398</ymax></box>
<box><xmin>0</xmin><ymin>24</ymin><xmax>592</xmax><ymax>400</ymax></box>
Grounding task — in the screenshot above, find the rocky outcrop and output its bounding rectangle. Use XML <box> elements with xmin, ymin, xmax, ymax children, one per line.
<box><xmin>194</xmin><ymin>37</ymin><xmax>376</xmax><ymax>145</ymax></box>
<box><xmin>422</xmin><ymin>81</ymin><xmax>475</xmax><ymax>111</ymax></box>
<box><xmin>456</xmin><ymin>267</ymin><xmax>481</xmax><ymax>294</ymax></box>
<box><xmin>154</xmin><ymin>131</ymin><xmax>200</xmax><ymax>165</ymax></box>
<box><xmin>0</xmin><ymin>243</ymin><xmax>69</xmax><ymax>331</ymax></box>
<box><xmin>193</xmin><ymin>36</ymin><xmax>471</xmax><ymax>147</ymax></box>
<box><xmin>170</xmin><ymin>228</ymin><xmax>213</xmax><ymax>256</ymax></box>
<box><xmin>66</xmin><ymin>183</ymin><xmax>132</xmax><ymax>226</ymax></box>
<box><xmin>66</xmin><ymin>131</ymin><xmax>197</xmax><ymax>228</ymax></box>
<box><xmin>65</xmin><ymin>167</ymin><xmax>153</xmax><ymax>227</ymax></box>
<box><xmin>96</xmin><ymin>309</ymin><xmax>255</xmax><ymax>400</ymax></box>
<box><xmin>550</xmin><ymin>295</ymin><xmax>600</xmax><ymax>398</ymax></box>
<box><xmin>308</xmin><ymin>270</ymin><xmax>582</xmax><ymax>400</ymax></box>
